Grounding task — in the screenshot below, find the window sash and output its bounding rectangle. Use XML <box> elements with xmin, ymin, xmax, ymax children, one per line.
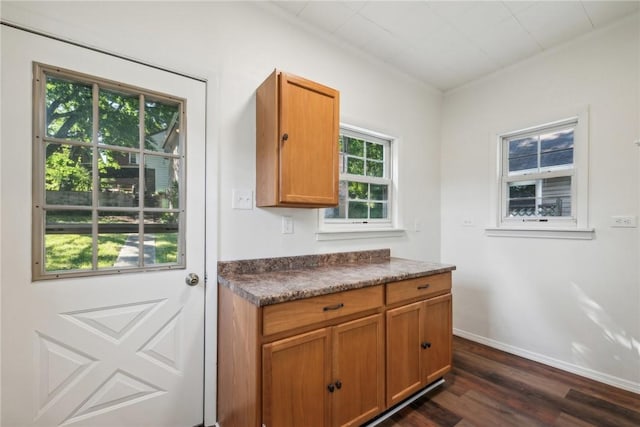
<box><xmin>499</xmin><ymin>118</ymin><xmax>578</xmax><ymax>225</ymax></box>
<box><xmin>323</xmin><ymin>125</ymin><xmax>394</xmax><ymax>227</ymax></box>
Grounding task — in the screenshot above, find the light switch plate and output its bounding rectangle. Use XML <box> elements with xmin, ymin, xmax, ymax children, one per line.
<box><xmin>232</xmin><ymin>189</ymin><xmax>253</xmax><ymax>210</ymax></box>
<box><xmin>282</xmin><ymin>216</ymin><xmax>294</xmax><ymax>234</ymax></box>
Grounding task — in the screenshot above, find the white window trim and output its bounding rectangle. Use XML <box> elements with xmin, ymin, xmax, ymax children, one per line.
<box><xmin>487</xmin><ymin>108</ymin><xmax>594</xmax><ymax>240</ymax></box>
<box><xmin>317</xmin><ymin>123</ymin><xmax>404</xmax><ymax>241</ymax></box>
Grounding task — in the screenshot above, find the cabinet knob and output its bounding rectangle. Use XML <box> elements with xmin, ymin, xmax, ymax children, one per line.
<box><xmin>421</xmin><ymin>341</ymin><xmax>432</xmax><ymax>349</ymax></box>
<box><xmin>335</xmin><ymin>380</ymin><xmax>342</xmax><ymax>390</ymax></box>
<box><xmin>282</xmin><ymin>133</ymin><xmax>289</xmax><ymax>142</ymax></box>
<box><xmin>327</xmin><ymin>383</ymin><xmax>335</xmax><ymax>393</ymax></box>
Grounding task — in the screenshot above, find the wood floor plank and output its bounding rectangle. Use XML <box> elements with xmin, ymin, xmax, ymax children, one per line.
<box><xmin>370</xmin><ymin>337</ymin><xmax>640</xmax><ymax>427</ymax></box>
<box><xmin>462</xmin><ymin>389</ymin><xmax>549</xmax><ymax>427</ymax></box>
<box><xmin>454</xmin><ymin>346</ymin><xmax>571</xmax><ymax>398</ymax></box>
<box><xmin>565</xmin><ymin>388</ymin><xmax>640</xmax><ymax>425</ymax></box>
<box><xmin>451</xmin><ymin>369</ymin><xmax>561</xmax><ymax>425</ymax></box>
<box><xmin>410</xmin><ymin>399</ymin><xmax>461</xmax><ymax>427</ymax></box>
<box><xmin>554</xmin><ymin>412</ymin><xmax>597</xmax><ymax>427</ymax></box>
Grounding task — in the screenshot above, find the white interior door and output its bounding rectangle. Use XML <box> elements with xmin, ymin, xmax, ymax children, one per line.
<box><xmin>1</xmin><ymin>27</ymin><xmax>206</xmax><ymax>427</ymax></box>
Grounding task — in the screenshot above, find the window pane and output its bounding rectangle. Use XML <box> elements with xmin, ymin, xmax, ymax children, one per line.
<box><xmin>370</xmin><ymin>184</ymin><xmax>388</xmax><ymax>201</ymax></box>
<box><xmin>99</xmin><ymin>211</ymin><xmax>139</xmax><ymax>268</ymax></box>
<box><xmin>98</xmin><ymin>149</ymin><xmax>139</xmax><ymax>207</ymax></box>
<box><xmin>508</xmin><ymin>137</ymin><xmax>538</xmax><ymax>172</ymax></box>
<box><xmin>145</xmin><ymin>212</ymin><xmax>180</xmax><ymax>264</ymax></box>
<box><xmin>45</xmin><ymin>75</ymin><xmax>93</xmax><ymax>143</ymax></box>
<box><xmin>346</xmin><ymin>157</ymin><xmax>364</xmax><ymax>175</ymax></box>
<box><xmin>509</xmin><ymin>183</ymin><xmax>536</xmax><ymax>198</ymax></box>
<box><xmin>541</xmin><ymin>176</ymin><xmax>571</xmax><ymax>216</ymax></box>
<box><xmin>324</xmin><ymin>181</ymin><xmax>347</xmax><ymax>219</ymax></box>
<box><xmin>348</xmin><ymin>201</ymin><xmax>368</xmax><ymax>219</ymax></box>
<box><xmin>45</xmin><ymin>144</ymin><xmax>93</xmax><ymax>206</ymax></box>
<box><xmin>144</xmin><ymin>155</ymin><xmax>180</xmax><ymax>208</ymax></box>
<box><xmin>370</xmin><ymin>202</ymin><xmax>387</xmax><ymax>219</ymax></box>
<box><xmin>507</xmin><ymin>182</ymin><xmax>536</xmax><ymax>217</ymax></box>
<box><xmin>345</xmin><ymin>137</ymin><xmax>364</xmax><ymax>157</ymax></box>
<box><xmin>145</xmin><ymin>99</ymin><xmax>181</xmax><ymax>154</ymax></box>
<box><xmin>540</xmin><ymin>129</ymin><xmax>574</xmax><ymax>168</ymax></box>
<box><xmin>98</xmin><ymin>88</ymin><xmax>140</xmax><ymax>148</ymax></box>
<box><xmin>348</xmin><ymin>181</ymin><xmax>368</xmax><ymax>200</ymax></box>
<box><xmin>509</xmin><ymin>155</ymin><xmax>538</xmax><ymax>172</ymax></box>
<box><xmin>366</xmin><ymin>160</ymin><xmax>383</xmax><ymax>177</ymax></box>
<box><xmin>44</xmin><ymin>210</ymin><xmax>93</xmax><ymax>272</ymax></box>
<box><xmin>507</xmin><ymin>177</ymin><xmax>572</xmax><ymax>217</ymax></box>
<box><xmin>366</xmin><ymin>142</ymin><xmax>383</xmax><ymax>160</ymax></box>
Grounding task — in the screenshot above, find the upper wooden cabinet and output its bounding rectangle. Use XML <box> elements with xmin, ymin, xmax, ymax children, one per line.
<box><xmin>256</xmin><ymin>70</ymin><xmax>340</xmax><ymax>207</ymax></box>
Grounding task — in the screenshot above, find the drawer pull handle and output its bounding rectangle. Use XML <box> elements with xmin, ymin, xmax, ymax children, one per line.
<box><xmin>417</xmin><ymin>284</ymin><xmax>431</xmax><ymax>290</ymax></box>
<box><xmin>323</xmin><ymin>303</ymin><xmax>344</xmax><ymax>311</ymax></box>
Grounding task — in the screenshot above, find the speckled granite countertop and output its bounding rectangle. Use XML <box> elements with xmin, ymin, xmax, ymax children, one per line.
<box><xmin>217</xmin><ymin>249</ymin><xmax>455</xmax><ymax>307</ymax></box>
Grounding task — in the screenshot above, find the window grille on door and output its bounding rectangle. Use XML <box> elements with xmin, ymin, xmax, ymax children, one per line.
<box><xmin>33</xmin><ymin>63</ymin><xmax>187</xmax><ymax>279</ymax></box>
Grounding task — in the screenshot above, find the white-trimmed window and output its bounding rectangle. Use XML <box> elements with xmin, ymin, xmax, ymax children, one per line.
<box><xmin>321</xmin><ymin>125</ymin><xmax>394</xmax><ymax>231</ymax></box>
<box><xmin>491</xmin><ymin>111</ymin><xmax>591</xmax><ymax>237</ymax></box>
<box><xmin>502</xmin><ymin>119</ymin><xmax>576</xmax><ymax>223</ymax></box>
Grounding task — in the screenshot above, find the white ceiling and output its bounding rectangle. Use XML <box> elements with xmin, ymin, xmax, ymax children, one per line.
<box><xmin>267</xmin><ymin>1</ymin><xmax>640</xmax><ymax>91</ymax></box>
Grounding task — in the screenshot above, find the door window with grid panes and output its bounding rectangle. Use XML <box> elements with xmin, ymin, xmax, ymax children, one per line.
<box><xmin>33</xmin><ymin>64</ymin><xmax>186</xmax><ymax>279</ymax></box>
<box><xmin>323</xmin><ymin>126</ymin><xmax>392</xmax><ymax>227</ymax></box>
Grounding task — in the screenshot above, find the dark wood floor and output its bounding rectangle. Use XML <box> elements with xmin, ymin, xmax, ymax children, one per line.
<box><xmin>374</xmin><ymin>336</ymin><xmax>640</xmax><ymax>427</ymax></box>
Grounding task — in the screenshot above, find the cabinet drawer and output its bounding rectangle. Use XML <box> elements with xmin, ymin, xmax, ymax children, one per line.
<box><xmin>386</xmin><ymin>273</ymin><xmax>451</xmax><ymax>305</ymax></box>
<box><xmin>262</xmin><ymin>286</ymin><xmax>383</xmax><ymax>336</ymax></box>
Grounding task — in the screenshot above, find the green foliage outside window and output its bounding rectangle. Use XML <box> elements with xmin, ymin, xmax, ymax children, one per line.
<box><xmin>325</xmin><ymin>132</ymin><xmax>390</xmax><ymax>222</ymax></box>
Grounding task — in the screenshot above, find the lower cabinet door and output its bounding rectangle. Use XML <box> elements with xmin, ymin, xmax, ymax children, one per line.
<box><xmin>332</xmin><ymin>314</ymin><xmax>385</xmax><ymax>427</ymax></box>
<box><xmin>262</xmin><ymin>328</ymin><xmax>332</xmax><ymax>427</ymax></box>
<box><xmin>423</xmin><ymin>293</ymin><xmax>452</xmax><ymax>384</ymax></box>
<box><xmin>386</xmin><ymin>301</ymin><xmax>424</xmax><ymax>406</ymax></box>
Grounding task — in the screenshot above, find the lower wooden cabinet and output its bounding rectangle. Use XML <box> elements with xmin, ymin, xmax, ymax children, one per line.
<box><xmin>262</xmin><ymin>314</ymin><xmax>385</xmax><ymax>427</ymax></box>
<box><xmin>386</xmin><ymin>293</ymin><xmax>452</xmax><ymax>406</ymax></box>
<box><xmin>217</xmin><ymin>272</ymin><xmax>452</xmax><ymax>427</ymax></box>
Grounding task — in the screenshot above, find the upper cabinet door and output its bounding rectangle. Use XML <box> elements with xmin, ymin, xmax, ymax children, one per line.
<box><xmin>256</xmin><ymin>70</ymin><xmax>339</xmax><ymax>207</ymax></box>
<box><xmin>279</xmin><ymin>73</ymin><xmax>339</xmax><ymax>206</ymax></box>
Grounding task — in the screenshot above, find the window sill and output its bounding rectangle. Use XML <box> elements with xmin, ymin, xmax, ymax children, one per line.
<box><xmin>485</xmin><ymin>227</ymin><xmax>595</xmax><ymax>240</ymax></box>
<box><xmin>316</xmin><ymin>228</ymin><xmax>406</xmax><ymax>241</ymax></box>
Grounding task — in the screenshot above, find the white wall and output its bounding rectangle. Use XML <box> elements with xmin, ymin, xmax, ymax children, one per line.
<box><xmin>442</xmin><ymin>14</ymin><xmax>640</xmax><ymax>392</ymax></box>
<box><xmin>1</xmin><ymin>2</ymin><xmax>442</xmax><ymax>264</ymax></box>
<box><xmin>0</xmin><ymin>1</ymin><xmax>443</xmax><ymax>423</ymax></box>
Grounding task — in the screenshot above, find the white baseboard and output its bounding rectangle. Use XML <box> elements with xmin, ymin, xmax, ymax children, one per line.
<box><xmin>453</xmin><ymin>329</ymin><xmax>640</xmax><ymax>394</ymax></box>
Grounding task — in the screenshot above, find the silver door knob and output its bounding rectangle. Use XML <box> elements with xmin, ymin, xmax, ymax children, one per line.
<box><xmin>185</xmin><ymin>273</ymin><xmax>200</xmax><ymax>286</ymax></box>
